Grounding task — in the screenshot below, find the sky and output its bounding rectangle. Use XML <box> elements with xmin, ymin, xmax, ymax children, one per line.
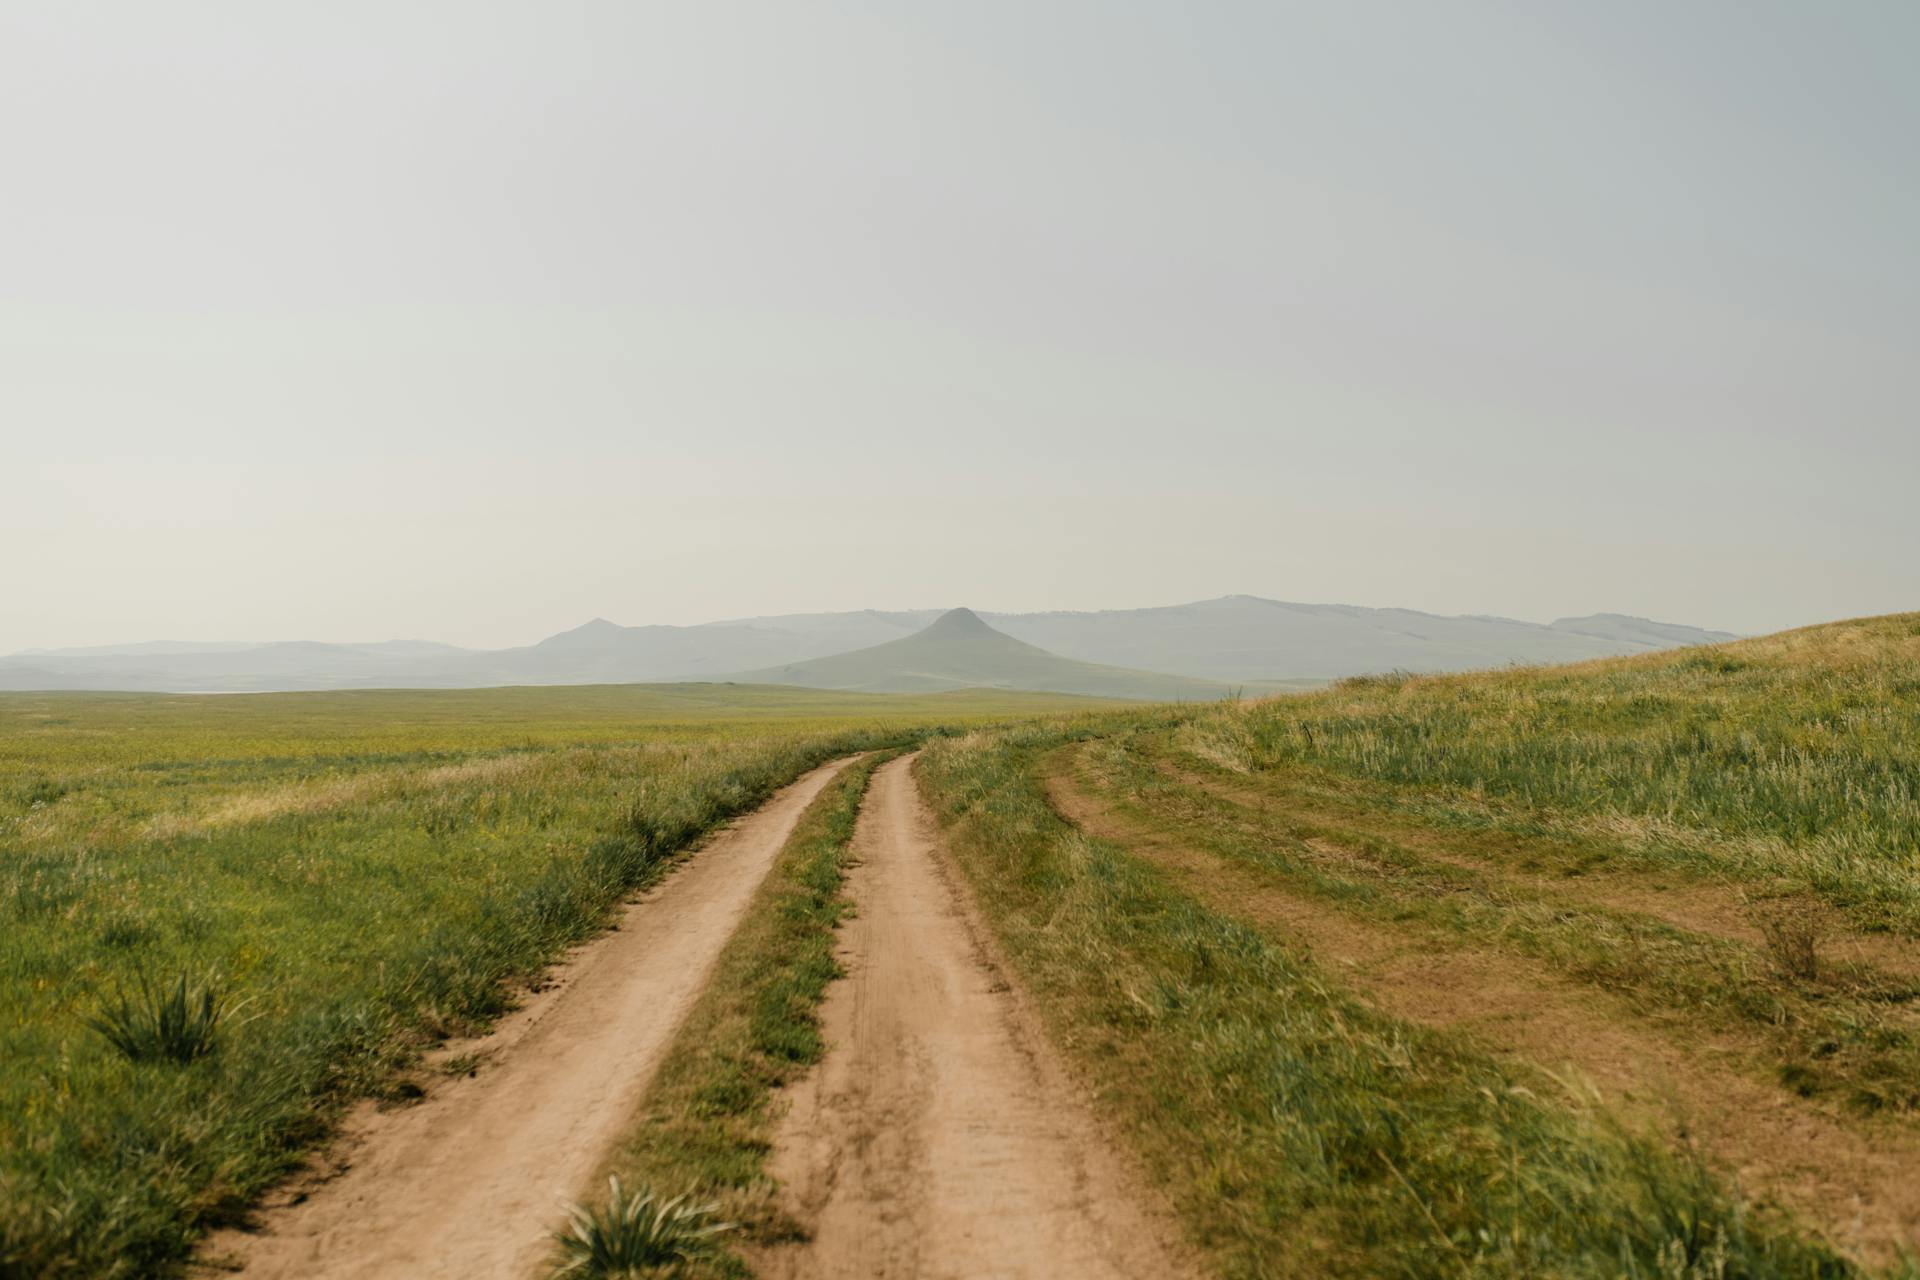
<box><xmin>4</xmin><ymin>1</ymin><xmax>1915</xmax><ymax>653</ymax></box>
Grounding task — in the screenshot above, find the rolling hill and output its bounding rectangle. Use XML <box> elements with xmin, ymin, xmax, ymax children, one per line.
<box><xmin>727</xmin><ymin>608</ymin><xmax>1239</xmax><ymax>701</ymax></box>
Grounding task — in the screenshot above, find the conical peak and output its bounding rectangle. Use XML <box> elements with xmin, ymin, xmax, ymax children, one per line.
<box><xmin>923</xmin><ymin>607</ymin><xmax>994</xmax><ymax>638</ymax></box>
<box><xmin>537</xmin><ymin>616</ymin><xmax>625</xmax><ymax>647</ymax></box>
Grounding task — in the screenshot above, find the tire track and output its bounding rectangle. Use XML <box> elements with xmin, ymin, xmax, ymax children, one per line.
<box><xmin>1044</xmin><ymin>744</ymin><xmax>1920</xmax><ymax>1265</ymax></box>
<box><xmin>759</xmin><ymin>754</ymin><xmax>1190</xmax><ymax>1280</ymax></box>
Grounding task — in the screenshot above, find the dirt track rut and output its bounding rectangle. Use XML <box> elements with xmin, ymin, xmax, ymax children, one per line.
<box><xmin>1043</xmin><ymin>746</ymin><xmax>1920</xmax><ymax>1265</ymax></box>
<box><xmin>211</xmin><ymin>758</ymin><xmax>855</xmax><ymax>1280</ymax></box>
<box><xmin>759</xmin><ymin>754</ymin><xmax>1188</xmax><ymax>1280</ymax></box>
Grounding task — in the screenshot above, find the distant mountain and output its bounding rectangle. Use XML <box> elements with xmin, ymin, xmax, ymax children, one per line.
<box><xmin>974</xmin><ymin>597</ymin><xmax>1740</xmax><ymax>682</ymax></box>
<box><xmin>516</xmin><ymin>614</ymin><xmax>908</xmax><ymax>679</ymax></box>
<box><xmin>14</xmin><ymin>639</ymin><xmax>469</xmax><ymax>659</ymax></box>
<box><xmin>15</xmin><ymin>640</ymin><xmax>269</xmax><ymax>657</ymax></box>
<box><xmin>705</xmin><ymin>609</ymin><xmax>939</xmax><ymax>655</ymax></box>
<box><xmin>0</xmin><ymin>640</ymin><xmax>477</xmax><ymax>692</ymax></box>
<box><xmin>1545</xmin><ymin>613</ymin><xmax>1741</xmax><ymax>650</ymax></box>
<box><xmin>728</xmin><ymin>608</ymin><xmax>1236</xmax><ymax>700</ymax></box>
<box><xmin>0</xmin><ymin>596</ymin><xmax>1740</xmax><ymax>694</ymax></box>
<box><xmin>0</xmin><ymin>621</ymin><xmax>891</xmax><ymax>692</ymax></box>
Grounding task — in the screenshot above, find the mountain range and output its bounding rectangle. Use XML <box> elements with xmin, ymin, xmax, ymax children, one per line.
<box><xmin>0</xmin><ymin>596</ymin><xmax>1739</xmax><ymax>696</ymax></box>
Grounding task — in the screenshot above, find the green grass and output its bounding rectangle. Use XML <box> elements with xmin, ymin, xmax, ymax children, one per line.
<box><xmin>1071</xmin><ymin>729</ymin><xmax>1920</xmax><ymax>1115</ymax></box>
<box><xmin>1174</xmin><ymin>614</ymin><xmax>1920</xmax><ymax>934</ymax></box>
<box><xmin>916</xmin><ymin>722</ymin><xmax>1872</xmax><ymax>1279</ymax></box>
<box><xmin>1144</xmin><ymin>615</ymin><xmax>1920</xmax><ymax>1108</ymax></box>
<box><xmin>11</xmin><ymin>615</ymin><xmax>1916</xmax><ymax>1276</ymax></box>
<box><xmin>586</xmin><ymin>750</ymin><xmax>888</xmax><ymax>1278</ymax></box>
<box><xmin>0</xmin><ymin>685</ymin><xmax>1089</xmax><ymax>1278</ymax></box>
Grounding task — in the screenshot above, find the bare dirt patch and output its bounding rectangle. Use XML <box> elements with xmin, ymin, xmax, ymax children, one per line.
<box><xmin>1045</xmin><ymin>747</ymin><xmax>1920</xmax><ymax>1266</ymax></box>
<box><xmin>757</xmin><ymin>754</ymin><xmax>1190</xmax><ymax>1280</ymax></box>
<box><xmin>203</xmin><ymin>757</ymin><xmax>857</xmax><ymax>1280</ymax></box>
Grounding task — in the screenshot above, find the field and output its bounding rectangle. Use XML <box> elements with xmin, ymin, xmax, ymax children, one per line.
<box><xmin>916</xmin><ymin>612</ymin><xmax>1919</xmax><ymax>1275</ymax></box>
<box><xmin>0</xmin><ymin>683</ymin><xmax>1102</xmax><ymax>1277</ymax></box>
<box><xmin>5</xmin><ymin>617</ymin><xmax>1918</xmax><ymax>1278</ymax></box>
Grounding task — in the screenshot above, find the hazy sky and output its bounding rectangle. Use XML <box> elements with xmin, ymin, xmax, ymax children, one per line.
<box><xmin>4</xmin><ymin>2</ymin><xmax>1915</xmax><ymax>652</ymax></box>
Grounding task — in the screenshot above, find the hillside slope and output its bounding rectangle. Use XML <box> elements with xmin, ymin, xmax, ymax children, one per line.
<box><xmin>1198</xmin><ymin>610</ymin><xmax>1919</xmax><ymax>872</ymax></box>
<box><xmin>729</xmin><ymin>608</ymin><xmax>1237</xmax><ymax>701</ymax></box>
<box><xmin>918</xmin><ymin>611</ymin><xmax>1920</xmax><ymax>1273</ymax></box>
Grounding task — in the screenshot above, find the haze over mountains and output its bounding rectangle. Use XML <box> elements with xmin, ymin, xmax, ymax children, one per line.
<box><xmin>0</xmin><ymin>596</ymin><xmax>1738</xmax><ymax>696</ymax></box>
<box><xmin>732</xmin><ymin>608</ymin><xmax>1238</xmax><ymax>700</ymax></box>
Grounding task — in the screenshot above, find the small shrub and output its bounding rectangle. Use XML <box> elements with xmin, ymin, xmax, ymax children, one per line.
<box><xmin>96</xmin><ymin>913</ymin><xmax>153</xmax><ymax>950</ymax></box>
<box><xmin>552</xmin><ymin>1178</ymin><xmax>732</xmax><ymax>1278</ymax></box>
<box><xmin>1750</xmin><ymin>900</ymin><xmax>1825</xmax><ymax>982</ymax></box>
<box><xmin>1335</xmin><ymin>670</ymin><xmax>1417</xmax><ymax>692</ymax></box>
<box><xmin>1679</xmin><ymin>650</ymin><xmax>1748</xmax><ymax>675</ymax></box>
<box><xmin>88</xmin><ymin>971</ymin><xmax>226</xmax><ymax>1064</ymax></box>
<box><xmin>1777</xmin><ymin>1061</ymin><xmax>1823</xmax><ymax>1098</ymax></box>
<box><xmin>13</xmin><ymin>776</ymin><xmax>69</xmax><ymax>809</ymax></box>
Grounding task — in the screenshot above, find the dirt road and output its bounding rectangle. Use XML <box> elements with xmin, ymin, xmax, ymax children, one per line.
<box><xmin>212</xmin><ymin>757</ymin><xmax>855</xmax><ymax>1280</ymax></box>
<box><xmin>760</xmin><ymin>754</ymin><xmax>1187</xmax><ymax>1280</ymax></box>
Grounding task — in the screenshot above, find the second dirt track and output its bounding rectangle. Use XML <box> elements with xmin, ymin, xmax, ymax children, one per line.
<box><xmin>758</xmin><ymin>754</ymin><xmax>1185</xmax><ymax>1279</ymax></box>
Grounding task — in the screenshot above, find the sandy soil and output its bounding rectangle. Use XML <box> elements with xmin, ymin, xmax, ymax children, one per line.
<box><xmin>757</xmin><ymin>755</ymin><xmax>1190</xmax><ymax>1280</ymax></box>
<box><xmin>206</xmin><ymin>757</ymin><xmax>855</xmax><ymax>1280</ymax></box>
<box><xmin>1046</xmin><ymin>747</ymin><xmax>1920</xmax><ymax>1265</ymax></box>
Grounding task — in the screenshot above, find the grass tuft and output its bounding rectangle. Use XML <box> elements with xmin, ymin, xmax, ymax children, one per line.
<box><xmin>1750</xmin><ymin>899</ymin><xmax>1826</xmax><ymax>983</ymax></box>
<box><xmin>552</xmin><ymin>1177</ymin><xmax>732</xmax><ymax>1279</ymax></box>
<box><xmin>87</xmin><ymin>971</ymin><xmax>226</xmax><ymax>1064</ymax></box>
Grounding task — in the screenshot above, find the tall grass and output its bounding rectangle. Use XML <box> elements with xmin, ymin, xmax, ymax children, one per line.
<box><xmin>917</xmin><ymin>724</ymin><xmax>1862</xmax><ymax>1278</ymax></box>
<box><xmin>1175</xmin><ymin>614</ymin><xmax>1920</xmax><ymax>931</ymax></box>
<box><xmin>1075</xmin><ymin>729</ymin><xmax>1920</xmax><ymax>1115</ymax></box>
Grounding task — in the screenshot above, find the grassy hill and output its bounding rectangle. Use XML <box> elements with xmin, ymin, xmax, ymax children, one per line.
<box><xmin>1187</xmin><ymin>610</ymin><xmax>1920</xmax><ymax>882</ymax></box>
<box><xmin>727</xmin><ymin>607</ymin><xmax>1241</xmax><ymax>701</ymax></box>
<box><xmin>908</xmin><ymin>610</ymin><xmax>1920</xmax><ymax>1274</ymax></box>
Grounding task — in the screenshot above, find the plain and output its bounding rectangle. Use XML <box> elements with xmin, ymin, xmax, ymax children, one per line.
<box><xmin>0</xmin><ymin>683</ymin><xmax>1103</xmax><ymax>1277</ymax></box>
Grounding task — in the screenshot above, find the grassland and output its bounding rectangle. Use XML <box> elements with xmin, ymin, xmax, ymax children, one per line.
<box><xmin>0</xmin><ymin>683</ymin><xmax>1100</xmax><ymax>1278</ymax></box>
<box><xmin>913</xmin><ymin>614</ymin><xmax>1920</xmax><ymax>1276</ymax></box>
<box><xmin>9</xmin><ymin>614</ymin><xmax>1918</xmax><ymax>1277</ymax></box>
